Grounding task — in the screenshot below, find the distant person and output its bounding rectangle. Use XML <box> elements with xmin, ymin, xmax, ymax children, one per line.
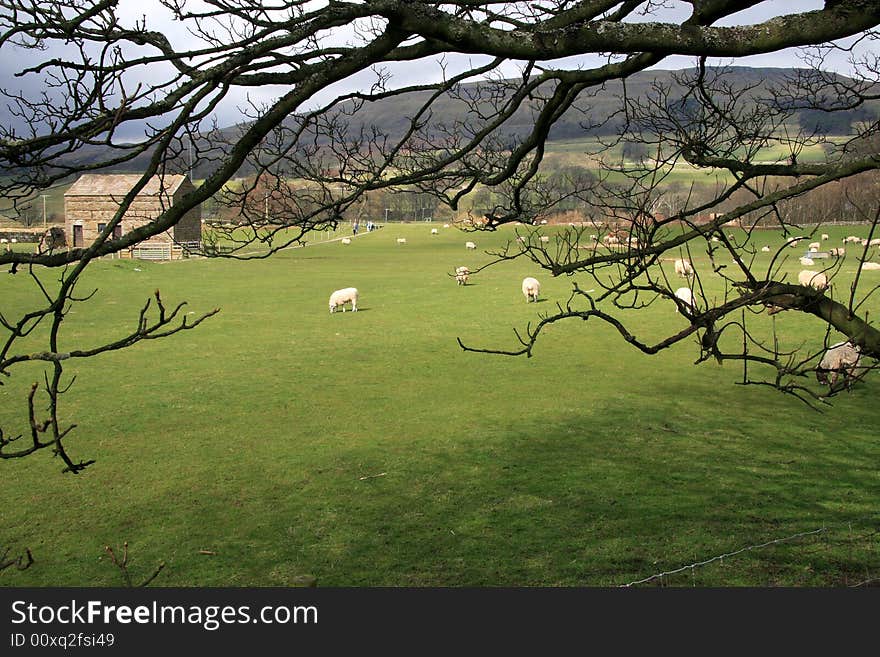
<box><xmin>352</xmin><ymin>222</ymin><xmax>359</xmax><ymax>235</ymax></box>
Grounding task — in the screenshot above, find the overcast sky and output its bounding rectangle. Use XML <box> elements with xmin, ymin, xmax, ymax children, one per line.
<box><xmin>0</xmin><ymin>1</ymin><xmax>874</xmax><ymax>139</ymax></box>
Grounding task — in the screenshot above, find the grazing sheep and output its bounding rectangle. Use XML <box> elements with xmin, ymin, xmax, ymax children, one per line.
<box><xmin>844</xmin><ymin>235</ymin><xmax>861</xmax><ymax>243</ymax></box>
<box><xmin>329</xmin><ymin>287</ymin><xmax>358</xmax><ymax>313</ymax></box>
<box><xmin>761</xmin><ymin>246</ymin><xmax>771</xmax><ymax>252</ymax></box>
<box><xmin>829</xmin><ymin>247</ymin><xmax>845</xmax><ymax>257</ymax></box>
<box><xmin>396</xmin><ymin>237</ymin><xmax>407</xmax><ymax>244</ymax></box>
<box><xmin>465</xmin><ymin>241</ymin><xmax>476</xmax><ymax>249</ymax></box>
<box><xmin>455</xmin><ymin>266</ymin><xmax>470</xmax><ymax>285</ymax></box>
<box><xmin>515</xmin><ymin>236</ymin><xmax>526</xmax><ymax>244</ymax></box>
<box><xmin>870</xmin><ymin>238</ymin><xmax>880</xmax><ymax>246</ymax></box>
<box><xmin>861</xmin><ymin>262</ymin><xmax>880</xmax><ymax>271</ymax></box>
<box><xmin>799</xmin><ymin>256</ymin><xmax>815</xmax><ymax>266</ymax></box>
<box><xmin>786</xmin><ymin>237</ymin><xmax>803</xmax><ymax>248</ymax></box>
<box><xmin>603</xmin><ymin>235</ymin><xmax>619</xmax><ymax>246</ymax></box>
<box><xmin>674</xmin><ymin>258</ymin><xmax>694</xmax><ymax>277</ymax></box>
<box><xmin>539</xmin><ymin>235</ymin><xmax>550</xmax><ymax>243</ymax></box>
<box><xmin>443</xmin><ymin>223</ymin><xmax>450</xmax><ymax>228</ymax></box>
<box><xmin>674</xmin><ymin>287</ymin><xmax>696</xmax><ymax>314</ymax></box>
<box><xmin>821</xmin><ymin>233</ymin><xmax>829</xmax><ymax>241</ymax></box>
<box><xmin>522</xmin><ymin>276</ymin><xmax>540</xmax><ymax>302</ymax></box>
<box><xmin>816</xmin><ymin>341</ymin><xmax>863</xmax><ymax>388</ymax></box>
<box><xmin>798</xmin><ymin>269</ymin><xmax>829</xmax><ymax>291</ymax></box>
<box><xmin>431</xmin><ymin>228</ymin><xmax>439</xmax><ymax>235</ymax></box>
<box><xmin>809</xmin><ymin>242</ymin><xmax>821</xmax><ymax>251</ymax></box>
<box><xmin>540</xmin><ymin>219</ymin><xmax>548</xmax><ymax>225</ymax></box>
<box><xmin>590</xmin><ymin>234</ymin><xmax>598</xmax><ymax>241</ymax></box>
<box><xmin>341</xmin><ymin>237</ymin><xmax>352</xmax><ymax>245</ymax></box>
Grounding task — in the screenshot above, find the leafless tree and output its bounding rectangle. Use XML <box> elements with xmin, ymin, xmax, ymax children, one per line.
<box><xmin>1</xmin><ymin>1</ymin><xmax>880</xmax><ymax>471</ymax></box>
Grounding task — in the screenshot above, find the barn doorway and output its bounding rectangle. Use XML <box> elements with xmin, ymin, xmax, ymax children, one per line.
<box><xmin>72</xmin><ymin>224</ymin><xmax>83</xmax><ymax>247</ymax></box>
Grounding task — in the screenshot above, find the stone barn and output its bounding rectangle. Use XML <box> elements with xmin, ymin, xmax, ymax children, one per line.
<box><xmin>64</xmin><ymin>174</ymin><xmax>201</xmax><ymax>259</ymax></box>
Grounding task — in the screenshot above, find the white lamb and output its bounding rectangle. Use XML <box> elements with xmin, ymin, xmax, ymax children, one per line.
<box><xmin>443</xmin><ymin>223</ymin><xmax>450</xmax><ymax>228</ymax></box>
<box><xmin>808</xmin><ymin>242</ymin><xmax>821</xmax><ymax>251</ymax></box>
<box><xmin>465</xmin><ymin>241</ymin><xmax>476</xmax><ymax>250</ymax></box>
<box><xmin>870</xmin><ymin>238</ymin><xmax>880</xmax><ymax>246</ymax></box>
<box><xmin>431</xmin><ymin>228</ymin><xmax>439</xmax><ymax>235</ymax></box>
<box><xmin>816</xmin><ymin>341</ymin><xmax>862</xmax><ymax>388</ymax></box>
<box><xmin>798</xmin><ymin>270</ymin><xmax>829</xmax><ymax>291</ymax></box>
<box><xmin>829</xmin><ymin>247</ymin><xmax>845</xmax><ymax>257</ymax></box>
<box><xmin>539</xmin><ymin>235</ymin><xmax>550</xmax><ymax>243</ymax></box>
<box><xmin>674</xmin><ymin>287</ymin><xmax>696</xmax><ymax>314</ymax></box>
<box><xmin>821</xmin><ymin>233</ymin><xmax>829</xmax><ymax>241</ymax></box>
<box><xmin>396</xmin><ymin>238</ymin><xmax>407</xmax><ymax>244</ymax></box>
<box><xmin>522</xmin><ymin>277</ymin><xmax>540</xmax><ymax>302</ymax></box>
<box><xmin>341</xmin><ymin>237</ymin><xmax>351</xmax><ymax>245</ymax></box>
<box><xmin>674</xmin><ymin>258</ymin><xmax>694</xmax><ymax>277</ymax></box>
<box><xmin>799</xmin><ymin>256</ymin><xmax>815</xmax><ymax>266</ymax></box>
<box><xmin>455</xmin><ymin>266</ymin><xmax>470</xmax><ymax>285</ymax></box>
<box><xmin>329</xmin><ymin>287</ymin><xmax>358</xmax><ymax>313</ymax></box>
<box><xmin>861</xmin><ymin>262</ymin><xmax>880</xmax><ymax>271</ymax></box>
<box><xmin>761</xmin><ymin>246</ymin><xmax>771</xmax><ymax>252</ymax></box>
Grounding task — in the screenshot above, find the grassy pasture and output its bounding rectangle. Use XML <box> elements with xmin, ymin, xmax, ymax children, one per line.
<box><xmin>1</xmin><ymin>222</ymin><xmax>879</xmax><ymax>587</ymax></box>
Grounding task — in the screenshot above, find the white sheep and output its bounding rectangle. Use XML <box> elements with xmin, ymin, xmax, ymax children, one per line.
<box><xmin>816</xmin><ymin>341</ymin><xmax>862</xmax><ymax>388</ymax></box>
<box><xmin>455</xmin><ymin>266</ymin><xmax>470</xmax><ymax>285</ymax></box>
<box><xmin>674</xmin><ymin>287</ymin><xmax>696</xmax><ymax>314</ymax></box>
<box><xmin>821</xmin><ymin>233</ymin><xmax>829</xmax><ymax>241</ymax></box>
<box><xmin>329</xmin><ymin>287</ymin><xmax>358</xmax><ymax>313</ymax></box>
<box><xmin>798</xmin><ymin>269</ymin><xmax>829</xmax><ymax>291</ymax></box>
<box><xmin>431</xmin><ymin>228</ymin><xmax>439</xmax><ymax>235</ymax></box>
<box><xmin>808</xmin><ymin>242</ymin><xmax>821</xmax><ymax>251</ymax></box>
<box><xmin>443</xmin><ymin>223</ymin><xmax>450</xmax><ymax>228</ymax></box>
<box><xmin>861</xmin><ymin>262</ymin><xmax>880</xmax><ymax>271</ymax></box>
<box><xmin>341</xmin><ymin>237</ymin><xmax>352</xmax><ymax>245</ymax></box>
<box><xmin>539</xmin><ymin>235</ymin><xmax>550</xmax><ymax>243</ymax></box>
<box><xmin>799</xmin><ymin>256</ymin><xmax>815</xmax><ymax>266</ymax></box>
<box><xmin>674</xmin><ymin>258</ymin><xmax>694</xmax><ymax>277</ymax></box>
<box><xmin>396</xmin><ymin>237</ymin><xmax>407</xmax><ymax>244</ymax></box>
<box><xmin>786</xmin><ymin>237</ymin><xmax>803</xmax><ymax>248</ymax></box>
<box><xmin>829</xmin><ymin>247</ymin><xmax>845</xmax><ymax>257</ymax></box>
<box><xmin>761</xmin><ymin>246</ymin><xmax>771</xmax><ymax>252</ymax></box>
<box><xmin>465</xmin><ymin>241</ymin><xmax>476</xmax><ymax>249</ymax></box>
<box><xmin>603</xmin><ymin>235</ymin><xmax>619</xmax><ymax>246</ymax></box>
<box><xmin>870</xmin><ymin>238</ymin><xmax>880</xmax><ymax>246</ymax></box>
<box><xmin>522</xmin><ymin>276</ymin><xmax>540</xmax><ymax>302</ymax></box>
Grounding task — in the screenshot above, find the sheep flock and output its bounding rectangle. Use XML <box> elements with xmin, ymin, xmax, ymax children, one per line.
<box><xmin>324</xmin><ymin>225</ymin><xmax>875</xmax><ymax>392</ymax></box>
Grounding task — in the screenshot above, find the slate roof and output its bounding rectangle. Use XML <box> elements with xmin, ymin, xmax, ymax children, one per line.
<box><xmin>64</xmin><ymin>174</ymin><xmax>188</xmax><ymax>197</ymax></box>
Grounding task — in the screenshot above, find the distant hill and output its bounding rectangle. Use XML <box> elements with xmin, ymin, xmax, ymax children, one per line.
<box><xmin>54</xmin><ymin>67</ymin><xmax>880</xmax><ymax>176</ymax></box>
<box><xmin>266</xmin><ymin>66</ymin><xmax>878</xmax><ymax>143</ymax></box>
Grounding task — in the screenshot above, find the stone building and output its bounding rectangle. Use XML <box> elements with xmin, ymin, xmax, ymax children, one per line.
<box><xmin>64</xmin><ymin>174</ymin><xmax>201</xmax><ymax>259</ymax></box>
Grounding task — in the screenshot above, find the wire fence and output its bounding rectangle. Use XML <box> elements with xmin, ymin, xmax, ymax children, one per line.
<box><xmin>620</xmin><ymin>521</ymin><xmax>879</xmax><ymax>587</ymax></box>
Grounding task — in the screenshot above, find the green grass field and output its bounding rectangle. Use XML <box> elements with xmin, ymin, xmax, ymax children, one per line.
<box><xmin>2</xmin><ymin>222</ymin><xmax>879</xmax><ymax>586</ymax></box>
